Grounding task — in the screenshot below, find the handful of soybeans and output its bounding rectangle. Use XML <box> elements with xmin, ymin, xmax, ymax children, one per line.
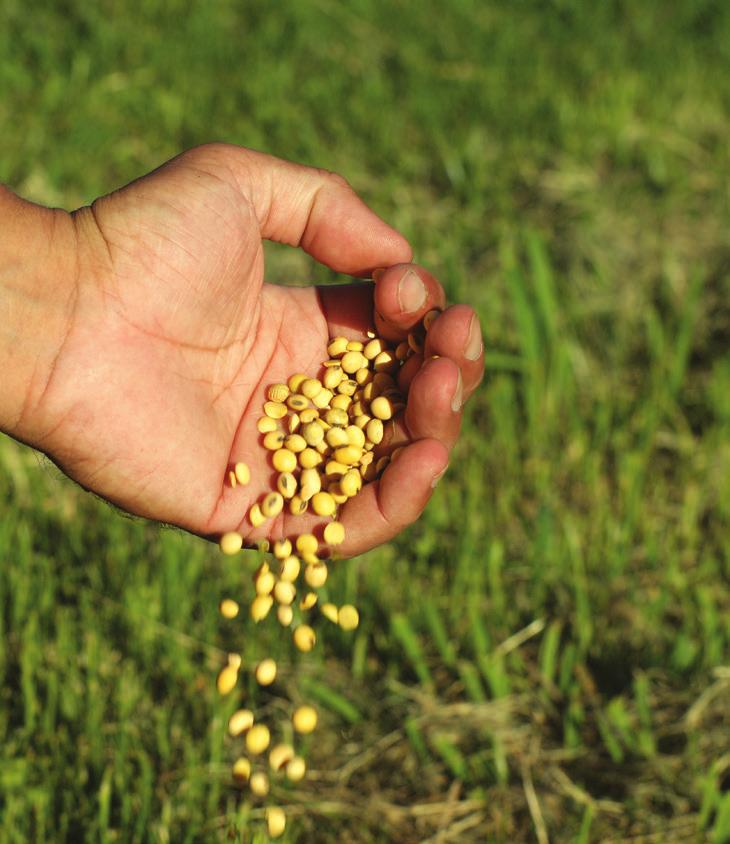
<box><xmin>216</xmin><ymin>315</ymin><xmax>438</xmax><ymax>837</ymax></box>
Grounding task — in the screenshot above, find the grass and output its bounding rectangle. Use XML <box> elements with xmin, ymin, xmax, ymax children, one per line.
<box><xmin>1</xmin><ymin>0</ymin><xmax>729</xmax><ymax>841</ymax></box>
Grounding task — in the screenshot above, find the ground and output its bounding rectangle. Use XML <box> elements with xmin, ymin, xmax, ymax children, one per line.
<box><xmin>0</xmin><ymin>1</ymin><xmax>729</xmax><ymax>841</ymax></box>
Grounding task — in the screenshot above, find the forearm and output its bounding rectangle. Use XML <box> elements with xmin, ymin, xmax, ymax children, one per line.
<box><xmin>0</xmin><ymin>185</ymin><xmax>78</xmax><ymax>444</ymax></box>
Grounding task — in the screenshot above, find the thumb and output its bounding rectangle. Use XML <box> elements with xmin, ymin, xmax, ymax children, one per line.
<box><xmin>199</xmin><ymin>143</ymin><xmax>412</xmax><ymax>276</ymax></box>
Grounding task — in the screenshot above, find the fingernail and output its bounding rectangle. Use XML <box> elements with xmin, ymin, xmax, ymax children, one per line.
<box><xmin>372</xmin><ymin>268</ymin><xmax>386</xmax><ymax>282</ymax></box>
<box><xmin>397</xmin><ymin>270</ymin><xmax>426</xmax><ymax>314</ymax></box>
<box><xmin>431</xmin><ymin>464</ymin><xmax>449</xmax><ymax>488</ymax></box>
<box><xmin>451</xmin><ymin>370</ymin><xmax>463</xmax><ymax>412</ymax></box>
<box><xmin>465</xmin><ymin>315</ymin><xmax>483</xmax><ymax>360</ymax></box>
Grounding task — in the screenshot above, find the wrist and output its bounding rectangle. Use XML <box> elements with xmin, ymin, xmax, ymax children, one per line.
<box><xmin>0</xmin><ymin>185</ymin><xmax>78</xmax><ymax>445</ymax></box>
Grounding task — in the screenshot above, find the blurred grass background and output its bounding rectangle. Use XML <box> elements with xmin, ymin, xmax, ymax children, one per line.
<box><xmin>1</xmin><ymin>0</ymin><xmax>729</xmax><ymax>841</ymax></box>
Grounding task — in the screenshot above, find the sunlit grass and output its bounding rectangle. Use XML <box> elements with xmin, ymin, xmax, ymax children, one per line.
<box><xmin>1</xmin><ymin>1</ymin><xmax>729</xmax><ymax>841</ymax></box>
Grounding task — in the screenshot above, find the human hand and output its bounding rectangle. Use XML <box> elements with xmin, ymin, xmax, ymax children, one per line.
<box><xmin>8</xmin><ymin>144</ymin><xmax>483</xmax><ymax>555</ymax></box>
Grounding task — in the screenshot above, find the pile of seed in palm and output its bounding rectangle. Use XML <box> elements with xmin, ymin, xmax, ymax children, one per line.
<box><xmin>215</xmin><ymin>311</ymin><xmax>438</xmax><ymax>838</ymax></box>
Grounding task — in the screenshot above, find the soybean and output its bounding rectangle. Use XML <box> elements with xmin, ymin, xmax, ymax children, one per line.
<box><xmin>323</xmin><ymin>521</ymin><xmax>345</xmax><ymax>546</ymax></box>
<box><xmin>219</xmin><ymin>531</ymin><xmax>243</xmax><ymax>556</ymax></box>
<box><xmin>249</xmin><ymin>771</ymin><xmax>270</xmax><ymax>796</ymax></box>
<box><xmin>272</xmin><ymin>448</ymin><xmax>297</xmax><ymax>473</ymax></box>
<box><xmin>292</xmin><ymin>705</ymin><xmax>318</xmax><ymax>734</ymax></box>
<box><xmin>255</xmin><ymin>658</ymin><xmax>277</xmax><ymax>686</ymax></box>
<box><xmin>232</xmin><ymin>757</ymin><xmax>251</xmax><ymax>783</ymax></box>
<box><xmin>339</xmin><ymin>605</ymin><xmax>360</xmax><ymax>631</ymax></box>
<box><xmin>246</xmin><ymin>723</ymin><xmax>271</xmax><ymax>755</ymax></box>
<box><xmin>261</xmin><ymin>491</ymin><xmax>284</xmax><ymax>518</ymax></box>
<box><xmin>219</xmin><ymin>598</ymin><xmax>240</xmax><ymax>619</ymax></box>
<box><xmin>266</xmin><ymin>807</ymin><xmax>287</xmax><ymax>838</ymax></box>
<box><xmin>293</xmin><ymin>624</ymin><xmax>316</xmax><ymax>653</ymax></box>
<box><xmin>228</xmin><ymin>709</ymin><xmax>255</xmax><ymax>736</ymax></box>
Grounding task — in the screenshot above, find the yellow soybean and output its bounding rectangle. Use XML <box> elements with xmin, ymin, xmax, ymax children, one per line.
<box><xmin>267</xmin><ymin>384</ymin><xmax>290</xmax><ymax>402</ymax></box>
<box><xmin>257</xmin><ymin>416</ymin><xmax>278</xmax><ymax>433</ymax></box>
<box><xmin>269</xmin><ymin>744</ymin><xmax>295</xmax><ymax>771</ymax></box>
<box><xmin>292</xmin><ymin>705</ymin><xmax>318</xmax><ymax>734</ymax></box>
<box><xmin>341</xmin><ymin>351</ymin><xmax>366</xmax><ymax>373</ymax></box>
<box><xmin>284</xmin><ymin>433</ymin><xmax>306</xmax><ymax>453</ymax></box>
<box><xmin>299</xmin><ymin>591</ymin><xmax>317</xmax><ymax>610</ymax></box>
<box><xmin>273</xmin><ymin>538</ymin><xmax>292</xmax><ymax>559</ymax></box>
<box><xmin>263</xmin><ymin>431</ymin><xmax>285</xmax><ymax>450</ymax></box>
<box><xmin>366</xmin><ymin>418</ymin><xmax>384</xmax><ymax>444</ymax></box>
<box><xmin>340</xmin><ymin>470</ymin><xmax>361</xmax><ymax>497</ymax></box>
<box><xmin>255</xmin><ymin>570</ymin><xmax>275</xmax><ymax>596</ymax></box>
<box><xmin>250</xmin><ymin>594</ymin><xmax>273</xmax><ymax>622</ymax></box>
<box><xmin>323</xmin><ymin>521</ymin><xmax>345</xmax><ymax>546</ymax></box>
<box><xmin>370</xmin><ymin>396</ymin><xmax>394</xmax><ymax>420</ymax></box>
<box><xmin>246</xmin><ymin>723</ymin><xmax>271</xmax><ymax>755</ymax></box>
<box><xmin>262</xmin><ymin>491</ymin><xmax>284</xmax><ymax>518</ymax></box>
<box><xmin>255</xmin><ymin>658</ymin><xmax>277</xmax><ymax>686</ymax></box>
<box><xmin>273</xmin><ymin>580</ymin><xmax>296</xmax><ymax>605</ymax></box>
<box><xmin>296</xmin><ymin>534</ymin><xmax>318</xmax><ymax>556</ymax></box>
<box><xmin>334</xmin><ymin>445</ymin><xmax>361</xmax><ymax>465</ymax></box>
<box><xmin>321</xmin><ymin>602</ymin><xmax>339</xmax><ymax>624</ymax></box>
<box><xmin>266</xmin><ymin>807</ymin><xmax>286</xmax><ymax>838</ymax></box>
<box><xmin>364</xmin><ymin>338</ymin><xmax>385</xmax><ymax>359</ymax></box>
<box><xmin>279</xmin><ymin>555</ymin><xmax>301</xmax><ymax>582</ymax></box>
<box><xmin>249</xmin><ymin>771</ymin><xmax>270</xmax><ymax>796</ymax></box>
<box><xmin>216</xmin><ymin>664</ymin><xmax>238</xmax><ymax>695</ymax></box>
<box><xmin>355</xmin><ymin>366</ymin><xmax>373</xmax><ymax>385</ymax></box>
<box><xmin>232</xmin><ymin>757</ymin><xmax>251</xmax><ymax>783</ymax></box>
<box><xmin>311</xmin><ymin>492</ymin><xmax>336</xmax><ymax>516</ymax></box>
<box><xmin>287</xmin><ymin>373</ymin><xmax>307</xmax><ymax>392</ymax></box>
<box><xmin>272</xmin><ymin>449</ymin><xmax>297</xmax><ymax>473</ymax></box>
<box><xmin>299</xmin><ymin>447</ymin><xmax>323</xmax><ymax>469</ymax></box>
<box><xmin>326</xmin><ymin>427</ymin><xmax>349</xmax><ymax>448</ymax></box>
<box><xmin>330</xmin><ymin>394</ymin><xmax>352</xmax><ymax>411</ymax></box>
<box><xmin>219</xmin><ymin>531</ymin><xmax>243</xmax><ymax>555</ymax></box>
<box><xmin>302</xmin><ymin>421</ymin><xmax>325</xmax><ymax>446</ymax></box>
<box><xmin>299</xmin><ymin>468</ymin><xmax>322</xmax><ymax>500</ymax></box>
<box><xmin>264</xmin><ymin>401</ymin><xmax>287</xmax><ymax>419</ymax></box>
<box><xmin>301</xmin><ymin>378</ymin><xmax>323</xmax><ymax>399</ymax></box>
<box><xmin>293</xmin><ymin>624</ymin><xmax>317</xmax><ymax>652</ymax></box>
<box><xmin>374</xmin><ymin>349</ymin><xmax>398</xmax><ymax>372</ymax></box>
<box><xmin>228</xmin><ymin>470</ymin><xmax>237</xmax><ymax>488</ymax></box>
<box><xmin>346</xmin><ymin>425</ymin><xmax>366</xmax><ymax>448</ymax></box>
<box><xmin>287</xmin><ymin>394</ymin><xmax>309</xmax><ymax>411</ymax></box>
<box><xmin>249</xmin><ymin>503</ymin><xmax>266</xmax><ymax>527</ymax></box>
<box><xmin>339</xmin><ymin>604</ymin><xmax>360</xmax><ymax>631</ymax></box>
<box><xmin>324</xmin><ymin>460</ymin><xmax>347</xmax><ymax>478</ymax></box>
<box><xmin>286</xmin><ymin>757</ymin><xmax>306</xmax><ymax>782</ymax></box>
<box><xmin>337</xmin><ymin>378</ymin><xmax>358</xmax><ymax>396</ymax></box>
<box><xmin>289</xmin><ymin>495</ymin><xmax>308</xmax><ymax>515</ymax></box>
<box><xmin>327</xmin><ymin>336</ymin><xmax>348</xmax><ymax>356</ymax></box>
<box><xmin>311</xmin><ymin>388</ymin><xmax>334</xmax><ymax>409</ymax></box>
<box><xmin>323</xmin><ymin>366</ymin><xmax>344</xmax><ymax>390</ymax></box>
<box><xmin>277</xmin><ymin>472</ymin><xmax>297</xmax><ymax>499</ymax></box>
<box><xmin>277</xmin><ymin>604</ymin><xmax>293</xmax><ymax>626</ymax></box>
<box><xmin>219</xmin><ymin>598</ymin><xmax>240</xmax><ymax>619</ymax></box>
<box><xmin>304</xmin><ymin>562</ymin><xmax>328</xmax><ymax>589</ymax></box>
<box><xmin>228</xmin><ymin>709</ymin><xmax>255</xmax><ymax>736</ymax></box>
<box><xmin>234</xmin><ymin>462</ymin><xmax>251</xmax><ymax>485</ymax></box>
<box><xmin>360</xmin><ymin>450</ymin><xmax>375</xmax><ymax>467</ymax></box>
